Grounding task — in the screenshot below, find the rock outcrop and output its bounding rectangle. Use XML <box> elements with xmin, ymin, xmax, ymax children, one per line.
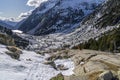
<box><xmin>50</xmin><ymin>49</ymin><xmax>120</xmax><ymax>80</ymax></box>
<box><xmin>0</xmin><ymin>25</ymin><xmax>29</xmax><ymax>49</ymax></box>
<box><xmin>72</xmin><ymin>50</ymin><xmax>120</xmax><ymax>80</ymax></box>
<box><xmin>5</xmin><ymin>46</ymin><xmax>22</xmax><ymax>60</ymax></box>
<box><xmin>0</xmin><ymin>33</ymin><xmax>15</xmax><ymax>46</ymax></box>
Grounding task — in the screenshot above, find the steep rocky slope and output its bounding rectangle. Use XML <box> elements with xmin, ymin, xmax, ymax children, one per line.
<box><xmin>73</xmin><ymin>25</ymin><xmax>120</xmax><ymax>52</ymax></box>
<box><xmin>18</xmin><ymin>0</ymin><xmax>105</xmax><ymax>35</ymax></box>
<box><xmin>68</xmin><ymin>0</ymin><xmax>120</xmax><ymax>48</ymax></box>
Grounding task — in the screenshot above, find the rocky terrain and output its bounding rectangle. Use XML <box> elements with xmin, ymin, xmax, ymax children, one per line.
<box><xmin>49</xmin><ymin>49</ymin><xmax>120</xmax><ymax>80</ymax></box>
<box><xmin>0</xmin><ymin>44</ymin><xmax>75</xmax><ymax>80</ymax></box>
<box><xmin>0</xmin><ymin>42</ymin><xmax>120</xmax><ymax>80</ymax></box>
<box><xmin>0</xmin><ymin>0</ymin><xmax>120</xmax><ymax>80</ymax></box>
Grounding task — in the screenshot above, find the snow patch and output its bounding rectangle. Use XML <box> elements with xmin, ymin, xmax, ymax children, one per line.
<box><xmin>12</xmin><ymin>30</ymin><xmax>23</xmax><ymax>34</ymax></box>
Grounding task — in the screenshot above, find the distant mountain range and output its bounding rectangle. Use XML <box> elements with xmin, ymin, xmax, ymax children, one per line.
<box><xmin>0</xmin><ymin>19</ymin><xmax>18</xmax><ymax>29</ymax></box>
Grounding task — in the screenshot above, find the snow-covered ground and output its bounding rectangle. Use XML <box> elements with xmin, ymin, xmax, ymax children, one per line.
<box><xmin>0</xmin><ymin>45</ymin><xmax>74</xmax><ymax>80</ymax></box>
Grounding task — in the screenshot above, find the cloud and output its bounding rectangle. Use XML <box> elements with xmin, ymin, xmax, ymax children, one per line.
<box><xmin>16</xmin><ymin>0</ymin><xmax>46</xmax><ymax>21</ymax></box>
<box><xmin>12</xmin><ymin>0</ymin><xmax>48</xmax><ymax>21</ymax></box>
<box><xmin>0</xmin><ymin>11</ymin><xmax>32</xmax><ymax>22</ymax></box>
<box><xmin>27</xmin><ymin>0</ymin><xmax>48</xmax><ymax>7</ymax></box>
<box><xmin>0</xmin><ymin>16</ymin><xmax>16</xmax><ymax>22</ymax></box>
<box><xmin>17</xmin><ymin>10</ymin><xmax>33</xmax><ymax>21</ymax></box>
<box><xmin>17</xmin><ymin>0</ymin><xmax>48</xmax><ymax>20</ymax></box>
<box><xmin>1</xmin><ymin>0</ymin><xmax>49</xmax><ymax>22</ymax></box>
<box><xmin>0</xmin><ymin>16</ymin><xmax>5</xmax><ymax>20</ymax></box>
<box><xmin>0</xmin><ymin>16</ymin><xmax>10</xmax><ymax>21</ymax></box>
<box><xmin>18</xmin><ymin>12</ymin><xmax>31</xmax><ymax>19</ymax></box>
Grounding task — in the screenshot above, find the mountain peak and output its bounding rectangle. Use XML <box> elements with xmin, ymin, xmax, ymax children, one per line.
<box><xmin>18</xmin><ymin>0</ymin><xmax>105</xmax><ymax>35</ymax></box>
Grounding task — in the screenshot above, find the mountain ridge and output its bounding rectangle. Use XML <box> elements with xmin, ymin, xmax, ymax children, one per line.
<box><xmin>18</xmin><ymin>0</ymin><xmax>105</xmax><ymax>35</ymax></box>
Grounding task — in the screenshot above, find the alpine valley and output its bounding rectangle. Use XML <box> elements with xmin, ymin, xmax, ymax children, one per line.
<box><xmin>0</xmin><ymin>0</ymin><xmax>120</xmax><ymax>80</ymax></box>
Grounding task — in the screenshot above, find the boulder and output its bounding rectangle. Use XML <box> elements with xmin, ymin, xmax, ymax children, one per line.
<box><xmin>7</xmin><ymin>46</ymin><xmax>22</xmax><ymax>54</ymax></box>
<box><xmin>90</xmin><ymin>55</ymin><xmax>120</xmax><ymax>67</ymax></box>
<box><xmin>72</xmin><ymin>55</ymin><xmax>83</xmax><ymax>66</ymax></box>
<box><xmin>0</xmin><ymin>33</ymin><xmax>15</xmax><ymax>46</ymax></box>
<box><xmin>74</xmin><ymin>65</ymin><xmax>86</xmax><ymax>76</ymax></box>
<box><xmin>118</xmin><ymin>71</ymin><xmax>120</xmax><ymax>80</ymax></box>
<box><xmin>56</xmin><ymin>64</ymin><xmax>68</xmax><ymax>70</ymax></box>
<box><xmin>84</xmin><ymin>61</ymin><xmax>108</xmax><ymax>73</ymax></box>
<box><xmin>5</xmin><ymin>46</ymin><xmax>22</xmax><ymax>60</ymax></box>
<box><xmin>5</xmin><ymin>51</ymin><xmax>20</xmax><ymax>60</ymax></box>
<box><xmin>36</xmin><ymin>51</ymin><xmax>45</xmax><ymax>56</ymax></box>
<box><xmin>97</xmin><ymin>71</ymin><xmax>114</xmax><ymax>80</ymax></box>
<box><xmin>44</xmin><ymin>61</ymin><xmax>56</xmax><ymax>69</ymax></box>
<box><xmin>45</xmin><ymin>54</ymin><xmax>58</xmax><ymax>61</ymax></box>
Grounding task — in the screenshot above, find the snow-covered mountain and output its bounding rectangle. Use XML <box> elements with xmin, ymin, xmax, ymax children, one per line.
<box><xmin>18</xmin><ymin>0</ymin><xmax>105</xmax><ymax>35</ymax></box>
<box><xmin>0</xmin><ymin>18</ymin><xmax>18</xmax><ymax>29</ymax></box>
<box><xmin>16</xmin><ymin>0</ymin><xmax>120</xmax><ymax>52</ymax></box>
<box><xmin>69</xmin><ymin>0</ymin><xmax>120</xmax><ymax>48</ymax></box>
<box><xmin>3</xmin><ymin>20</ymin><xmax>17</xmax><ymax>27</ymax></box>
<box><xmin>0</xmin><ymin>20</ymin><xmax>15</xmax><ymax>29</ymax></box>
<box><xmin>2</xmin><ymin>0</ymin><xmax>120</xmax><ymax>53</ymax></box>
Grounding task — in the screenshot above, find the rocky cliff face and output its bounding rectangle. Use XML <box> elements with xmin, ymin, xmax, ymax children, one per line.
<box><xmin>80</xmin><ymin>0</ymin><xmax>120</xmax><ymax>28</ymax></box>
<box><xmin>18</xmin><ymin>0</ymin><xmax>104</xmax><ymax>35</ymax></box>
<box><xmin>68</xmin><ymin>0</ymin><xmax>120</xmax><ymax>48</ymax></box>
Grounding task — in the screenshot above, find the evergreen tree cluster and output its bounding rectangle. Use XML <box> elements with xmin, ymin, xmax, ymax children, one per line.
<box><xmin>73</xmin><ymin>26</ymin><xmax>120</xmax><ymax>52</ymax></box>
